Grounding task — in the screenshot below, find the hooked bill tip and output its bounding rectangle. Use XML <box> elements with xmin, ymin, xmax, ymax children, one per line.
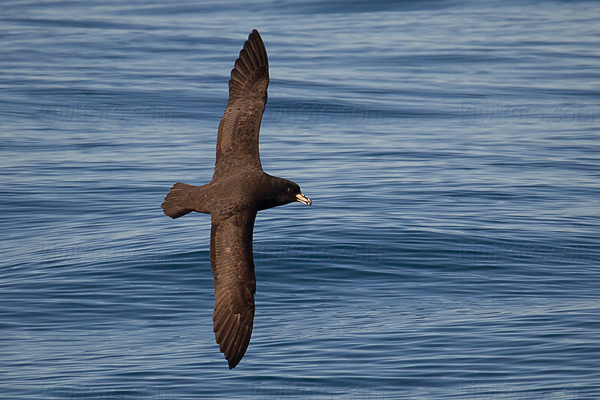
<box><xmin>296</xmin><ymin>193</ymin><xmax>312</xmax><ymax>206</ymax></box>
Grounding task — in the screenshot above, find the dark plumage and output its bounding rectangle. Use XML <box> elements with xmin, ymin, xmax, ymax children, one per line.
<box><xmin>161</xmin><ymin>30</ymin><xmax>311</xmax><ymax>369</ymax></box>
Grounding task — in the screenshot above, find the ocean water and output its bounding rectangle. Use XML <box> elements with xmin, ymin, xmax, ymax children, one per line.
<box><xmin>2</xmin><ymin>0</ymin><xmax>600</xmax><ymax>398</ymax></box>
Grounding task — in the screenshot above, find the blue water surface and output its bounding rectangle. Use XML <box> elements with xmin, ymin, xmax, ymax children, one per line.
<box><xmin>2</xmin><ymin>0</ymin><xmax>600</xmax><ymax>399</ymax></box>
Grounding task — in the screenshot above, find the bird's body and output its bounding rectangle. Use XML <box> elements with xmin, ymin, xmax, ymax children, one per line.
<box><xmin>161</xmin><ymin>30</ymin><xmax>311</xmax><ymax>369</ymax></box>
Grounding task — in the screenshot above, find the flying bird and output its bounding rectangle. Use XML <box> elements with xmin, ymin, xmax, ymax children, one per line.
<box><xmin>161</xmin><ymin>29</ymin><xmax>311</xmax><ymax>369</ymax></box>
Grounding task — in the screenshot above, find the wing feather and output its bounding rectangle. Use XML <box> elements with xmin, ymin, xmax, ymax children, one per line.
<box><xmin>210</xmin><ymin>210</ymin><xmax>257</xmax><ymax>369</ymax></box>
<box><xmin>215</xmin><ymin>29</ymin><xmax>269</xmax><ymax>173</ymax></box>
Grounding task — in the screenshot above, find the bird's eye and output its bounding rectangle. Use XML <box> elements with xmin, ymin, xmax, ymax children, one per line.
<box><xmin>287</xmin><ymin>187</ymin><xmax>293</xmax><ymax>193</ymax></box>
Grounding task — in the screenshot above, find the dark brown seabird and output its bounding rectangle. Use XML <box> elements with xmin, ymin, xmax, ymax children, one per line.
<box><xmin>161</xmin><ymin>29</ymin><xmax>311</xmax><ymax>369</ymax></box>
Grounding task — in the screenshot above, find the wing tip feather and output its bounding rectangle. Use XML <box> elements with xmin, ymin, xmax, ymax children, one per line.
<box><xmin>227</xmin><ymin>29</ymin><xmax>269</xmax><ymax>99</ymax></box>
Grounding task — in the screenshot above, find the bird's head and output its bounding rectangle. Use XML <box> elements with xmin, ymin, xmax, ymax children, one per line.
<box><xmin>261</xmin><ymin>177</ymin><xmax>312</xmax><ymax>210</ymax></box>
<box><xmin>281</xmin><ymin>180</ymin><xmax>312</xmax><ymax>206</ymax></box>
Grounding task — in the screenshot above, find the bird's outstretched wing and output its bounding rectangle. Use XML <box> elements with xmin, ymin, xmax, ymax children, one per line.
<box><xmin>214</xmin><ymin>29</ymin><xmax>269</xmax><ymax>174</ymax></box>
<box><xmin>210</xmin><ymin>210</ymin><xmax>257</xmax><ymax>369</ymax></box>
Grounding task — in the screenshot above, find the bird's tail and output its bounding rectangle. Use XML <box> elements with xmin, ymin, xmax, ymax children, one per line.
<box><xmin>161</xmin><ymin>182</ymin><xmax>197</xmax><ymax>219</ymax></box>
